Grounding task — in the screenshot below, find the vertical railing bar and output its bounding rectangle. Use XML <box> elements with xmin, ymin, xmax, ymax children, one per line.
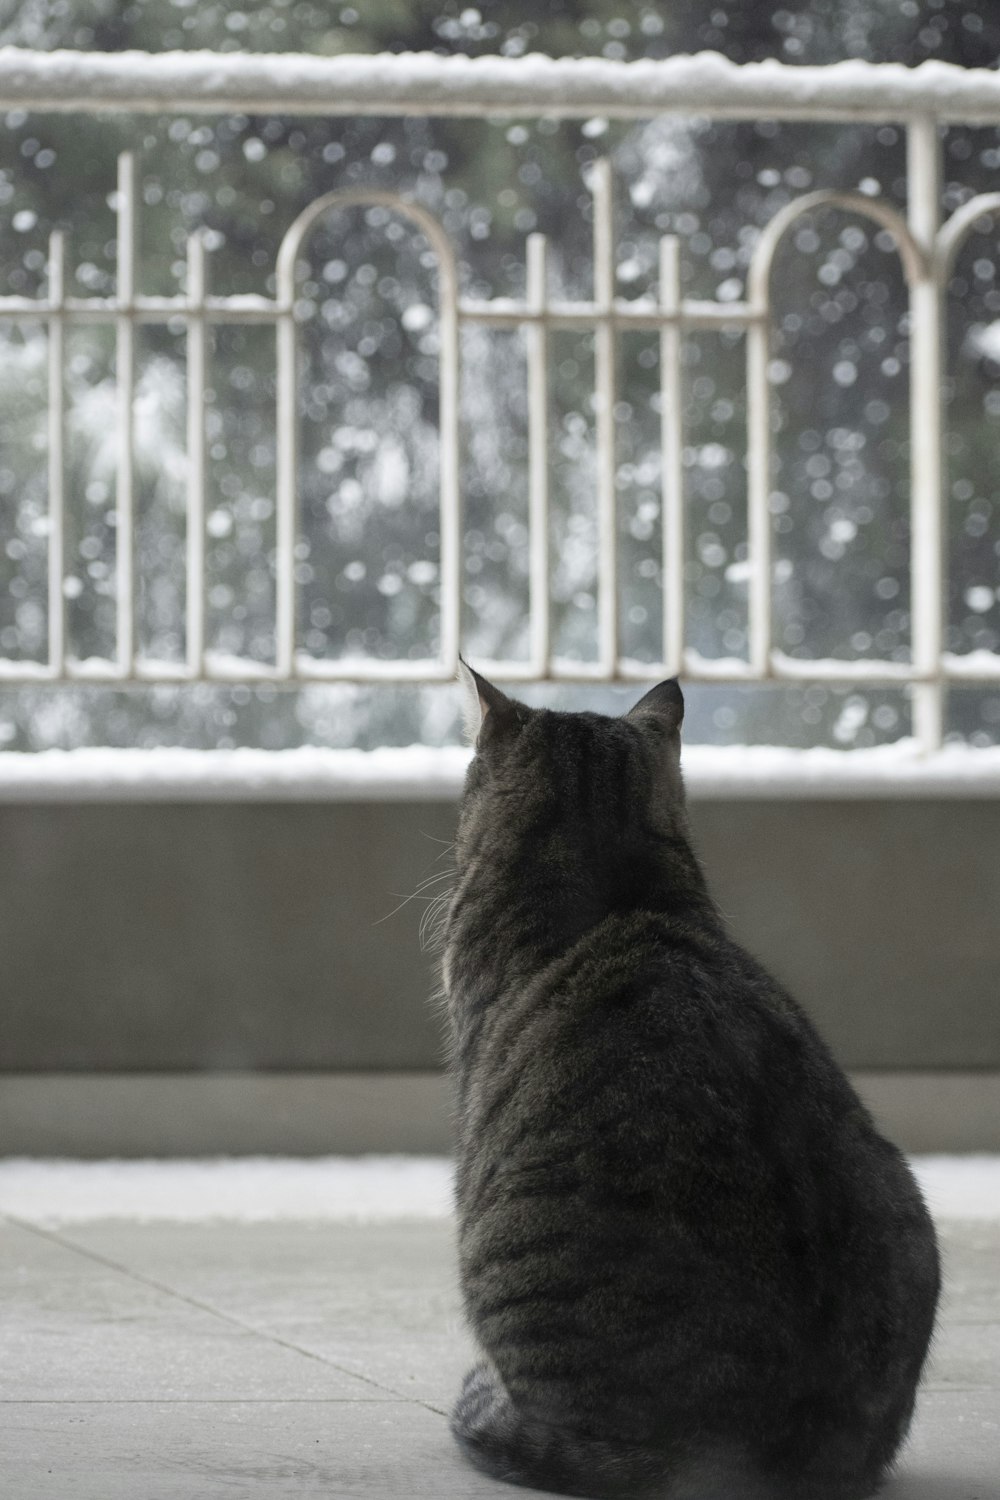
<box><xmin>274</xmin><ymin>252</ymin><xmax>298</xmax><ymax>678</ymax></box>
<box><xmin>115</xmin><ymin>150</ymin><xmax>136</xmax><ymax>674</ymax></box>
<box><xmin>658</xmin><ymin>235</ymin><xmax>684</xmax><ymax>677</ymax></box>
<box><xmin>437</xmin><ymin>222</ymin><xmax>461</xmax><ymax>675</ymax></box>
<box><xmin>745</xmin><ymin>278</ymin><xmax>772</xmax><ymax>678</ymax></box>
<box><xmin>591</xmin><ymin>157</ymin><xmax>618</xmax><ymax>676</ymax></box>
<box><xmin>186</xmin><ymin>232</ymin><xmax>207</xmax><ymax>677</ymax></box>
<box><xmin>46</xmin><ymin>230</ymin><xmax>66</xmax><ymax>677</ymax></box>
<box><xmin>525</xmin><ymin>232</ymin><xmax>550</xmax><ymax>675</ymax></box>
<box><xmin>907</xmin><ymin>115</ymin><xmax>946</xmax><ymax>753</ymax></box>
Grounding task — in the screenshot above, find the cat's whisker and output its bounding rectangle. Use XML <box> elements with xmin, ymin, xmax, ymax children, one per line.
<box><xmin>419</xmin><ymin>885</ymin><xmax>455</xmax><ymax>952</ymax></box>
<box><xmin>420</xmin><ymin>831</ymin><xmax>456</xmax><ymax>850</ymax></box>
<box><xmin>374</xmin><ymin>868</ymin><xmax>457</xmax><ymax>926</ymax></box>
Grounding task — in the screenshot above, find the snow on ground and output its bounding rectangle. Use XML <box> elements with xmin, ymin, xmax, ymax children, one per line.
<box><xmin>0</xmin><ymin>1156</ymin><xmax>454</xmax><ymax>1225</ymax></box>
<box><xmin>911</xmin><ymin>1156</ymin><xmax>1000</xmax><ymax>1223</ymax></box>
<box><xmin>0</xmin><ymin>1156</ymin><xmax>996</xmax><ymax>1226</ymax></box>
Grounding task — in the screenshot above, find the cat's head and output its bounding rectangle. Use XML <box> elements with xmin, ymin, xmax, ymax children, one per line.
<box><xmin>455</xmin><ymin>660</ymin><xmax>689</xmax><ymax>865</ymax></box>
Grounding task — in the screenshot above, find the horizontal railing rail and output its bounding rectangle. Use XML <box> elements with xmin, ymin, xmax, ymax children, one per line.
<box><xmin>3</xmin><ymin>48</ymin><xmax>1000</xmax><ymax>123</ymax></box>
<box><xmin>2</xmin><ymin>51</ymin><xmax>1000</xmax><ymax>753</ymax></box>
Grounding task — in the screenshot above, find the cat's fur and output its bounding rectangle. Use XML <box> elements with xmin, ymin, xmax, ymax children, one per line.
<box><xmin>442</xmin><ymin>668</ymin><xmax>940</xmax><ymax>1500</ymax></box>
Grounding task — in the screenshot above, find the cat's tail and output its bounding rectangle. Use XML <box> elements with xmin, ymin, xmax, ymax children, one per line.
<box><xmin>450</xmin><ymin>1361</ymin><xmax>774</xmax><ymax>1500</ymax></box>
<box><xmin>450</xmin><ymin>1360</ymin><xmax>660</xmax><ymax>1498</ymax></box>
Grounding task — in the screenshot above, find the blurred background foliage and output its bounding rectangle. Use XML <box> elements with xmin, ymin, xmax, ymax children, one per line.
<box><xmin>1</xmin><ymin>0</ymin><xmax>999</xmax><ymax>750</ymax></box>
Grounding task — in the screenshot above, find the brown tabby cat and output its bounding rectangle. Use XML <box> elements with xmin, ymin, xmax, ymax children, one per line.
<box><xmin>442</xmin><ymin>664</ymin><xmax>939</xmax><ymax>1500</ymax></box>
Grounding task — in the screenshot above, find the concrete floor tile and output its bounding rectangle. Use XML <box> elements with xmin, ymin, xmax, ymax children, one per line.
<box><xmin>61</xmin><ymin>1221</ymin><xmax>475</xmax><ymax>1408</ymax></box>
<box><xmin>884</xmin><ymin>1389</ymin><xmax>1000</xmax><ymax>1498</ymax></box>
<box><xmin>938</xmin><ymin>1221</ymin><xmax>1000</xmax><ymax>1324</ymax></box>
<box><xmin>4</xmin><ymin>1216</ymin><xmax>998</xmax><ymax>1496</ymax></box>
<box><xmin>0</xmin><ymin>1221</ymin><xmax>390</xmax><ymax>1403</ymax></box>
<box><xmin>0</xmin><ymin>1400</ymin><xmax>564</xmax><ymax>1499</ymax></box>
<box><xmin>2</xmin><ymin>1394</ymin><xmax>996</xmax><ymax>1500</ymax></box>
<box><xmin>924</xmin><ymin>1319</ymin><xmax>1000</xmax><ymax>1391</ymax></box>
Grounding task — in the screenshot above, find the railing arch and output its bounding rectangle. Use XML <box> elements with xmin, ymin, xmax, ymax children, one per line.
<box><xmin>273</xmin><ymin>190</ymin><xmax>461</xmax><ymax>678</ymax></box>
<box><xmin>744</xmin><ymin>190</ymin><xmax>930</xmax><ymax>693</ymax></box>
<box><xmin>937</xmin><ymin>193</ymin><xmax>1000</xmax><ymax>276</ymax></box>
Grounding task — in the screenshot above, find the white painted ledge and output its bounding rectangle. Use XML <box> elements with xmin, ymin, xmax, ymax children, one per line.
<box><xmin>1</xmin><ymin>742</ymin><xmax>1000</xmax><ymax>801</ymax></box>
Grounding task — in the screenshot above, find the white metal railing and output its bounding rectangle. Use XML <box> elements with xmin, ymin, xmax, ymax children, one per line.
<box><xmin>2</xmin><ymin>50</ymin><xmax>1000</xmax><ymax>755</ymax></box>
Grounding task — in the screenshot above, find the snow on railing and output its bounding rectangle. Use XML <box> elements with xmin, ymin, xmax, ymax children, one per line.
<box><xmin>2</xmin><ymin>49</ymin><xmax>1000</xmax><ymax>756</ymax></box>
<box><xmin>3</xmin><ymin>48</ymin><xmax>1000</xmax><ymax>123</ymax></box>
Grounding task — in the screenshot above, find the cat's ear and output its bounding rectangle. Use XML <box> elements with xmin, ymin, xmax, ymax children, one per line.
<box><xmin>458</xmin><ymin>658</ymin><xmax>516</xmax><ymax>744</ymax></box>
<box><xmin>626</xmin><ymin>678</ymin><xmax>684</xmax><ymax>737</ymax></box>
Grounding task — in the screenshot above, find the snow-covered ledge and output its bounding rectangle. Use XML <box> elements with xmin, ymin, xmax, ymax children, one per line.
<box><xmin>2</xmin><ymin>48</ymin><xmax>1000</xmax><ymax>123</ymax></box>
<box><xmin>0</xmin><ymin>742</ymin><xmax>999</xmax><ymax>801</ymax></box>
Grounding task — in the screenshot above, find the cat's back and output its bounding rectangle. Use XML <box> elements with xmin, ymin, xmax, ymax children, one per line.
<box><xmin>457</xmin><ymin>904</ymin><xmax>856</xmax><ymax>1189</ymax></box>
<box><xmin>460</xmin><ymin>908</ymin><xmax>934</xmax><ymax>1429</ymax></box>
<box><xmin>458</xmin><ymin>905</ymin><xmax>933</xmax><ymax>1334</ymax></box>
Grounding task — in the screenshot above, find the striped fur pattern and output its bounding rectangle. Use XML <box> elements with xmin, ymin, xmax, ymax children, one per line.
<box><xmin>442</xmin><ymin>672</ymin><xmax>940</xmax><ymax>1500</ymax></box>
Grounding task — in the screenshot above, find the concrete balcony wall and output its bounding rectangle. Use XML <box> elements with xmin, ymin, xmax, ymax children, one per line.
<box><xmin>0</xmin><ymin>798</ymin><xmax>997</xmax><ymax>1152</ymax></box>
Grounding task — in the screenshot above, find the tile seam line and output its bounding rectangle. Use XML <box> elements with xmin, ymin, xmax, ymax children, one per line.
<box><xmin>4</xmin><ymin>1213</ymin><xmax>448</xmax><ymax>1419</ymax></box>
<box><xmin>0</xmin><ymin>1398</ymin><xmax>415</xmax><ymax>1404</ymax></box>
<box><xmin>936</xmin><ymin>1316</ymin><xmax>1000</xmax><ymax>1325</ymax></box>
<box><xmin>921</xmin><ymin>1384</ymin><xmax>1000</xmax><ymax>1392</ymax></box>
<box><xmin>0</xmin><ymin>1392</ymin><xmax>407</xmax><ymax>1404</ymax></box>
